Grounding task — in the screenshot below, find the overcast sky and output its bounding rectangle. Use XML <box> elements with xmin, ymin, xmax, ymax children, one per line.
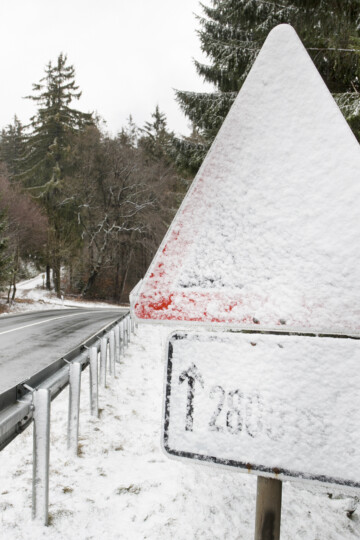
<box><xmin>0</xmin><ymin>0</ymin><xmax>213</xmax><ymax>137</ymax></box>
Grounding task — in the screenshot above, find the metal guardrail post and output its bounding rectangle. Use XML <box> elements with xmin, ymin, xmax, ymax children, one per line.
<box><xmin>32</xmin><ymin>388</ymin><xmax>51</xmax><ymax>525</ymax></box>
<box><xmin>120</xmin><ymin>321</ymin><xmax>125</xmax><ymax>355</ymax></box>
<box><xmin>115</xmin><ymin>325</ymin><xmax>120</xmax><ymax>363</ymax></box>
<box><xmin>109</xmin><ymin>330</ymin><xmax>115</xmax><ymax>376</ymax></box>
<box><xmin>100</xmin><ymin>337</ymin><xmax>107</xmax><ymax>388</ymax></box>
<box><xmin>127</xmin><ymin>316</ymin><xmax>131</xmax><ymax>343</ymax></box>
<box><xmin>67</xmin><ymin>362</ymin><xmax>81</xmax><ymax>455</ymax></box>
<box><xmin>89</xmin><ymin>347</ymin><xmax>99</xmax><ymax>417</ymax></box>
<box><xmin>124</xmin><ymin>318</ymin><xmax>128</xmax><ymax>348</ymax></box>
<box><xmin>129</xmin><ymin>279</ymin><xmax>142</xmax><ymax>334</ymax></box>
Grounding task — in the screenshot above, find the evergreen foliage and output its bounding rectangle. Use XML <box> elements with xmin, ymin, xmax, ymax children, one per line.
<box><xmin>18</xmin><ymin>53</ymin><xmax>93</xmax><ymax>296</ymax></box>
<box><xmin>0</xmin><ymin>59</ymin><xmax>186</xmax><ymax>303</ymax></box>
<box><xmin>139</xmin><ymin>105</ymin><xmax>175</xmax><ymax>162</ymax></box>
<box><xmin>118</xmin><ymin>115</ymin><xmax>139</xmax><ymax>148</ymax></box>
<box><xmin>21</xmin><ymin>53</ymin><xmax>93</xmax><ymax>193</ymax></box>
<box><xmin>175</xmin><ymin>90</ymin><xmax>237</xmax><ymax>140</ymax></box>
<box><xmin>176</xmin><ymin>0</ymin><xmax>360</xmax><ymax>169</ymax></box>
<box><xmin>171</xmin><ymin>125</ymin><xmax>209</xmax><ymax>174</ymax></box>
<box><xmin>0</xmin><ymin>116</ymin><xmax>25</xmax><ymax>177</ymax></box>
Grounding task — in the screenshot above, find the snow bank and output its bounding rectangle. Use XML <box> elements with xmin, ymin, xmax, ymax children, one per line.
<box><xmin>0</xmin><ymin>324</ymin><xmax>359</xmax><ymax>539</ymax></box>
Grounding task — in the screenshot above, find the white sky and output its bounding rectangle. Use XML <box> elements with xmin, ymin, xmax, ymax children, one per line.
<box><xmin>0</xmin><ymin>0</ymin><xmax>213</xmax><ymax>137</ymax></box>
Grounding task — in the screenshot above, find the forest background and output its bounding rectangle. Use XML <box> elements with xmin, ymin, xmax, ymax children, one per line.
<box><xmin>0</xmin><ymin>0</ymin><xmax>359</xmax><ymax>305</ymax></box>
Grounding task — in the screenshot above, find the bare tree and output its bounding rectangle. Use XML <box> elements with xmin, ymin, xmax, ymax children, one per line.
<box><xmin>66</xmin><ymin>125</ymin><xmax>178</xmax><ymax>301</ymax></box>
<box><xmin>0</xmin><ymin>167</ymin><xmax>47</xmax><ymax>302</ymax></box>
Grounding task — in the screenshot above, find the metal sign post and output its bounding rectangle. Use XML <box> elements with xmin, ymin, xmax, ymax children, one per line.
<box><xmin>254</xmin><ymin>477</ymin><xmax>282</xmax><ymax>540</ymax></box>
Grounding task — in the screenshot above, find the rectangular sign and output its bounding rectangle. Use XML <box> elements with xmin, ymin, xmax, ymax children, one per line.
<box><xmin>163</xmin><ymin>331</ymin><xmax>360</xmax><ymax>489</ymax></box>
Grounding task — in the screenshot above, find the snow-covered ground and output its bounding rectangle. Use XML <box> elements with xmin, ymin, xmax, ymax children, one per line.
<box><xmin>0</xmin><ymin>278</ymin><xmax>359</xmax><ymax>539</ymax></box>
<box><xmin>0</xmin><ymin>273</ymin><xmax>125</xmax><ymax>314</ymax></box>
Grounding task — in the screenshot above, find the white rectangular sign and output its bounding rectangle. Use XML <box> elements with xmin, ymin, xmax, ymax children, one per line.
<box><xmin>163</xmin><ymin>331</ymin><xmax>360</xmax><ymax>489</ymax></box>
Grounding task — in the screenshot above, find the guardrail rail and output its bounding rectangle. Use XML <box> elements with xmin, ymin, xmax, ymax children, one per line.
<box><xmin>0</xmin><ymin>310</ymin><xmax>134</xmax><ymax>525</ymax></box>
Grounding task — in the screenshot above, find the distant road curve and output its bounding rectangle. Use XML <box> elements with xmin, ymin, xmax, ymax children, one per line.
<box><xmin>0</xmin><ymin>308</ymin><xmax>126</xmax><ymax>394</ymax></box>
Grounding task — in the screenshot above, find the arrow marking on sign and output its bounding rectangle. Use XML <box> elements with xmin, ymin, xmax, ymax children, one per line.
<box><xmin>179</xmin><ymin>363</ymin><xmax>205</xmax><ymax>432</ymax></box>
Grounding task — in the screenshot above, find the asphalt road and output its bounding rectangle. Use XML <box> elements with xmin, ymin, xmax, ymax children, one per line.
<box><xmin>0</xmin><ymin>308</ymin><xmax>126</xmax><ymax>394</ymax></box>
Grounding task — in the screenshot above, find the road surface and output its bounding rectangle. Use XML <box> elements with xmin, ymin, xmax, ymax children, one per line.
<box><xmin>0</xmin><ymin>308</ymin><xmax>126</xmax><ymax>394</ymax></box>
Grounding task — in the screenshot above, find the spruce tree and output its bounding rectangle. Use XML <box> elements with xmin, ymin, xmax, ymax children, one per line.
<box><xmin>118</xmin><ymin>115</ymin><xmax>139</xmax><ymax>148</ymax></box>
<box><xmin>21</xmin><ymin>53</ymin><xmax>93</xmax><ymax>192</ymax></box>
<box><xmin>140</xmin><ymin>106</ymin><xmax>175</xmax><ymax>162</ymax></box>
<box><xmin>176</xmin><ymin>0</ymin><xmax>360</xmax><ymax>169</ymax></box>
<box><xmin>19</xmin><ymin>53</ymin><xmax>93</xmax><ymax>296</ymax></box>
<box><xmin>0</xmin><ymin>116</ymin><xmax>25</xmax><ymax>177</ymax></box>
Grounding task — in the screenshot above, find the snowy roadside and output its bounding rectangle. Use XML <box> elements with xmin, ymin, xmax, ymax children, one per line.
<box><xmin>0</xmin><ymin>322</ymin><xmax>359</xmax><ymax>539</ymax></box>
<box><xmin>0</xmin><ymin>279</ymin><xmax>359</xmax><ymax>539</ymax></box>
<box><xmin>0</xmin><ymin>273</ymin><xmax>127</xmax><ymax>315</ymax></box>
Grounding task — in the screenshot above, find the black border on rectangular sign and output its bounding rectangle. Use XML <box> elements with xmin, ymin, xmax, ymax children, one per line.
<box><xmin>163</xmin><ymin>330</ymin><xmax>360</xmax><ymax>490</ymax></box>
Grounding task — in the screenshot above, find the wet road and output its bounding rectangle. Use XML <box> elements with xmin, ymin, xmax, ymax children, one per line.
<box><xmin>0</xmin><ymin>308</ymin><xmax>126</xmax><ymax>393</ymax></box>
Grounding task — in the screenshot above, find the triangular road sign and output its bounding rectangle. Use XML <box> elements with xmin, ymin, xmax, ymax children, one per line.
<box><xmin>135</xmin><ymin>24</ymin><xmax>360</xmax><ymax>335</ymax></box>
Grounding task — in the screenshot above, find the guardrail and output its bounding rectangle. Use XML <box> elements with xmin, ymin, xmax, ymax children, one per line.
<box><xmin>0</xmin><ymin>310</ymin><xmax>133</xmax><ymax>525</ymax></box>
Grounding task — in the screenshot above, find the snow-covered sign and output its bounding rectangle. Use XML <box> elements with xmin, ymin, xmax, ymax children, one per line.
<box><xmin>163</xmin><ymin>331</ymin><xmax>360</xmax><ymax>489</ymax></box>
<box><xmin>134</xmin><ymin>24</ymin><xmax>360</xmax><ymax>335</ymax></box>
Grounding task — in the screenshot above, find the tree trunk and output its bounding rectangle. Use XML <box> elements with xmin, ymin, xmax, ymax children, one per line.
<box><xmin>8</xmin><ymin>246</ymin><xmax>19</xmax><ymax>304</ymax></box>
<box><xmin>53</xmin><ymin>259</ymin><xmax>61</xmax><ymax>298</ymax></box>
<box><xmin>114</xmin><ymin>260</ymin><xmax>121</xmax><ymax>303</ymax></box>
<box><xmin>46</xmin><ymin>264</ymin><xmax>51</xmax><ymax>290</ymax></box>
<box><xmin>69</xmin><ymin>262</ymin><xmax>73</xmax><ymax>291</ymax></box>
<box><xmin>7</xmin><ymin>282</ymin><xmax>11</xmax><ymax>304</ymax></box>
<box><xmin>81</xmin><ymin>269</ymin><xmax>98</xmax><ymax>297</ymax></box>
<box><xmin>11</xmin><ymin>272</ymin><xmax>16</xmax><ymax>303</ymax></box>
<box><xmin>119</xmin><ymin>248</ymin><xmax>133</xmax><ymax>303</ymax></box>
<box><xmin>81</xmin><ymin>238</ymin><xmax>109</xmax><ymax>297</ymax></box>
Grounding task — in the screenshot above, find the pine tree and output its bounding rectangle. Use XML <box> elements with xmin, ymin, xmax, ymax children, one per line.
<box><xmin>140</xmin><ymin>106</ymin><xmax>175</xmax><ymax>162</ymax></box>
<box><xmin>19</xmin><ymin>53</ymin><xmax>93</xmax><ymax>296</ymax></box>
<box><xmin>171</xmin><ymin>123</ymin><xmax>208</xmax><ymax>174</ymax></box>
<box><xmin>118</xmin><ymin>115</ymin><xmax>139</xmax><ymax>148</ymax></box>
<box><xmin>176</xmin><ymin>0</ymin><xmax>360</xmax><ymax>169</ymax></box>
<box><xmin>21</xmin><ymin>53</ymin><xmax>93</xmax><ymax>192</ymax></box>
<box><xmin>0</xmin><ymin>116</ymin><xmax>25</xmax><ymax>177</ymax></box>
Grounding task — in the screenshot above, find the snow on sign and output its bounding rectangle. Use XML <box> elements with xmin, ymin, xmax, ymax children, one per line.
<box><xmin>134</xmin><ymin>24</ymin><xmax>360</xmax><ymax>334</ymax></box>
<box><xmin>163</xmin><ymin>331</ymin><xmax>360</xmax><ymax>489</ymax></box>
